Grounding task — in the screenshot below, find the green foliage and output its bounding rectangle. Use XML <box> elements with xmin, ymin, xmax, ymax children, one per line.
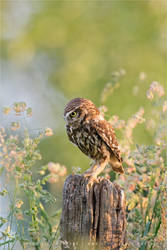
<box><xmin>1</xmin><ymin>2</ymin><xmax>167</xmax><ymax>249</ymax></box>
<box><xmin>1</xmin><ymin>79</ymin><xmax>167</xmax><ymax>249</ymax></box>
<box><xmin>108</xmin><ymin>81</ymin><xmax>167</xmax><ymax>249</ymax></box>
<box><xmin>0</xmin><ymin>104</ymin><xmax>65</xmax><ymax>249</ymax></box>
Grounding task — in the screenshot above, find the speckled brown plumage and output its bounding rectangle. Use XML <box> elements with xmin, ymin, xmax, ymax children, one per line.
<box><xmin>64</xmin><ymin>98</ymin><xmax>124</xmax><ymax>177</ymax></box>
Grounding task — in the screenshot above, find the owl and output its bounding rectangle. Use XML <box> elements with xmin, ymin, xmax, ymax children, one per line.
<box><xmin>64</xmin><ymin>98</ymin><xmax>124</xmax><ymax>178</ymax></box>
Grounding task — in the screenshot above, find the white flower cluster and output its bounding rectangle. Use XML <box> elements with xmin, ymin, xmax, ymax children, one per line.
<box><xmin>146</xmin><ymin>81</ymin><xmax>165</xmax><ymax>99</ymax></box>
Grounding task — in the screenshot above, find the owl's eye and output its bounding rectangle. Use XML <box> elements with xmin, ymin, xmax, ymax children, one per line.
<box><xmin>70</xmin><ymin>111</ymin><xmax>77</xmax><ymax>117</ymax></box>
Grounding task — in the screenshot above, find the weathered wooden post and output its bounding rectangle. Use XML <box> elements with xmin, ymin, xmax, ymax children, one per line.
<box><xmin>60</xmin><ymin>175</ymin><xmax>126</xmax><ymax>250</ymax></box>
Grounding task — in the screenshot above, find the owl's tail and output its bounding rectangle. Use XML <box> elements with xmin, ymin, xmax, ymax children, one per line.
<box><xmin>109</xmin><ymin>157</ymin><xmax>124</xmax><ymax>174</ymax></box>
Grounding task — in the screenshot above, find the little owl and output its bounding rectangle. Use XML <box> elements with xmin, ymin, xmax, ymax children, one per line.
<box><xmin>64</xmin><ymin>98</ymin><xmax>124</xmax><ymax>178</ymax></box>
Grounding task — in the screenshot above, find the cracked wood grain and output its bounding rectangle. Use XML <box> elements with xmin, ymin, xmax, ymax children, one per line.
<box><xmin>60</xmin><ymin>175</ymin><xmax>126</xmax><ymax>250</ymax></box>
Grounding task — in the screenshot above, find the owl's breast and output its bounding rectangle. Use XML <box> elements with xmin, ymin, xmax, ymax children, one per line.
<box><xmin>66</xmin><ymin>124</ymin><xmax>104</xmax><ymax>160</ymax></box>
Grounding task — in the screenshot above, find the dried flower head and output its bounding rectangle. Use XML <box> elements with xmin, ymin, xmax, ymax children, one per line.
<box><xmin>13</xmin><ymin>102</ymin><xmax>27</xmax><ymax>114</ymax></box>
<box><xmin>15</xmin><ymin>200</ymin><xmax>24</xmax><ymax>208</ymax></box>
<box><xmin>139</xmin><ymin>72</ymin><xmax>147</xmax><ymax>80</ymax></box>
<box><xmin>147</xmin><ymin>81</ymin><xmax>165</xmax><ymax>99</ymax></box>
<box><xmin>47</xmin><ymin>174</ymin><xmax>59</xmax><ymax>183</ymax></box>
<box><xmin>15</xmin><ymin>212</ymin><xmax>23</xmax><ymax>220</ymax></box>
<box><xmin>109</xmin><ymin>115</ymin><xmax>125</xmax><ymax>130</ymax></box>
<box><xmin>162</xmin><ymin>100</ymin><xmax>167</xmax><ymax>112</ymax></box>
<box><xmin>11</xmin><ymin>122</ymin><xmax>20</xmax><ymax>131</ymax></box>
<box><xmin>48</xmin><ymin>162</ymin><xmax>67</xmax><ymax>177</ymax></box>
<box><xmin>48</xmin><ymin>162</ymin><xmax>61</xmax><ymax>174</ymax></box>
<box><xmin>3</xmin><ymin>107</ymin><xmax>11</xmax><ymax>115</ymax></box>
<box><xmin>45</xmin><ymin>128</ymin><xmax>53</xmax><ymax>137</ymax></box>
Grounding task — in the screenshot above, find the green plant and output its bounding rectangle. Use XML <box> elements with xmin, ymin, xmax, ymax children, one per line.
<box><xmin>0</xmin><ymin>102</ymin><xmax>66</xmax><ymax>249</ymax></box>
<box><xmin>104</xmin><ymin>79</ymin><xmax>167</xmax><ymax>249</ymax></box>
<box><xmin>1</xmin><ymin>77</ymin><xmax>167</xmax><ymax>249</ymax></box>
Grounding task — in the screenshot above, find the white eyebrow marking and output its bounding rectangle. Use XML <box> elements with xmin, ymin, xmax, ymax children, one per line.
<box><xmin>65</xmin><ymin>110</ymin><xmax>73</xmax><ymax>118</ymax></box>
<box><xmin>65</xmin><ymin>111</ymin><xmax>71</xmax><ymax>118</ymax></box>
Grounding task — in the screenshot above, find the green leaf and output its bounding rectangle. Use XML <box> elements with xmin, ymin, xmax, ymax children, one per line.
<box><xmin>0</xmin><ymin>239</ymin><xmax>15</xmax><ymax>247</ymax></box>
<box><xmin>0</xmin><ymin>189</ymin><xmax>8</xmax><ymax>196</ymax></box>
<box><xmin>143</xmin><ymin>220</ymin><xmax>151</xmax><ymax>236</ymax></box>
<box><xmin>0</xmin><ymin>166</ymin><xmax>5</xmax><ymax>176</ymax></box>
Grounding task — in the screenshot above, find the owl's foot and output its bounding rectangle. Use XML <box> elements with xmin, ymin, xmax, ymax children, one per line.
<box><xmin>82</xmin><ymin>172</ymin><xmax>95</xmax><ymax>178</ymax></box>
<box><xmin>82</xmin><ymin>173</ymin><xmax>97</xmax><ymax>188</ymax></box>
<box><xmin>82</xmin><ymin>173</ymin><xmax>98</xmax><ymax>184</ymax></box>
<box><xmin>82</xmin><ymin>160</ymin><xmax>108</xmax><ymax>180</ymax></box>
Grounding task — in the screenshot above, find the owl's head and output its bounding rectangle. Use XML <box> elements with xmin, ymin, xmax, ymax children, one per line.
<box><xmin>64</xmin><ymin>98</ymin><xmax>100</xmax><ymax>126</ymax></box>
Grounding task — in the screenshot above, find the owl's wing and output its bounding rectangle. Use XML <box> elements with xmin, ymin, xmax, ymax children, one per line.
<box><xmin>91</xmin><ymin>119</ymin><xmax>122</xmax><ymax>162</ymax></box>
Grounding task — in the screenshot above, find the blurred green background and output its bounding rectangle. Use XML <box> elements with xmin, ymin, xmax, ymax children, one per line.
<box><xmin>1</xmin><ymin>0</ymin><xmax>167</xmax><ymax>174</ymax></box>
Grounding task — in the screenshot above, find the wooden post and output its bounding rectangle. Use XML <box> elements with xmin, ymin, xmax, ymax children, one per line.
<box><xmin>60</xmin><ymin>175</ymin><xmax>126</xmax><ymax>250</ymax></box>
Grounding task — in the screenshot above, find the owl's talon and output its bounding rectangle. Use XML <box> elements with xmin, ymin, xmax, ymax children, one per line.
<box><xmin>81</xmin><ymin>174</ymin><xmax>97</xmax><ymax>187</ymax></box>
<box><xmin>82</xmin><ymin>173</ymin><xmax>97</xmax><ymax>183</ymax></box>
<box><xmin>82</xmin><ymin>173</ymin><xmax>93</xmax><ymax>178</ymax></box>
<box><xmin>82</xmin><ymin>170</ymin><xmax>97</xmax><ymax>178</ymax></box>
